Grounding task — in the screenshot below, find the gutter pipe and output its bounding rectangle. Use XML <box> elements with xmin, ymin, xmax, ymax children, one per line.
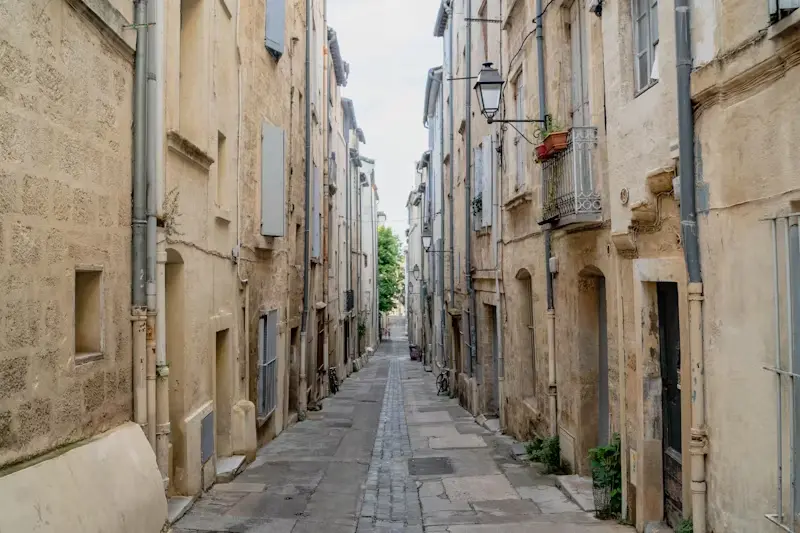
<box><xmin>675</xmin><ymin>2</ymin><xmax>707</xmax><ymax>531</ymax></box>
<box><xmin>535</xmin><ymin>0</ymin><xmax>558</xmax><ymax>437</ymax></box>
<box><xmin>439</xmin><ymin>73</ymin><xmax>447</xmax><ymax>383</ymax></box>
<box><xmin>146</xmin><ymin>0</ymin><xmax>169</xmax><ymax>484</ymax></box>
<box><xmin>465</xmin><ymin>0</ymin><xmax>478</xmax><ymax>392</ymax></box>
<box><xmin>132</xmin><ymin>0</ymin><xmax>148</xmax><ymax>437</ymax></box>
<box><xmin>299</xmin><ymin>0</ymin><xmax>313</xmax><ymax>416</ymax></box>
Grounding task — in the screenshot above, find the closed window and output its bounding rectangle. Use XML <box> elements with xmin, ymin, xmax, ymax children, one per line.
<box><xmin>257</xmin><ymin>310</ymin><xmax>279</xmax><ymax>418</ymax></box>
<box><xmin>632</xmin><ymin>0</ymin><xmax>659</xmax><ymax>93</ymax></box>
<box><xmin>513</xmin><ymin>77</ymin><xmax>525</xmax><ymax>189</ymax></box>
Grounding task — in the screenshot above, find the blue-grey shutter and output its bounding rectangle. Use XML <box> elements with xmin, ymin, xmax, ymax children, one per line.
<box><xmin>472</xmin><ymin>147</ymin><xmax>482</xmax><ymax>231</ymax></box>
<box><xmin>312</xmin><ymin>165</ymin><xmax>321</xmax><ymax>258</ymax></box>
<box><xmin>261</xmin><ymin>122</ymin><xmax>285</xmax><ymax>237</ymax></box>
<box><xmin>482</xmin><ymin>136</ymin><xmax>492</xmax><ymax>227</ymax></box>
<box><xmin>265</xmin><ymin>0</ymin><xmax>286</xmax><ymax>59</ymax></box>
<box><xmin>257</xmin><ymin>316</ymin><xmax>266</xmax><ymax>415</ymax></box>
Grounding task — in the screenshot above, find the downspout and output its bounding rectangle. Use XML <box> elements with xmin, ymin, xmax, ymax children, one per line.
<box><xmin>299</xmin><ymin>0</ymin><xmax>314</xmax><ymax>416</ymax></box>
<box><xmin>131</xmin><ymin>0</ymin><xmax>148</xmax><ymax>438</ymax></box>
<box><xmin>346</xmin><ymin>153</ymin><xmax>351</xmax><ymax>369</ymax></box>
<box><xmin>675</xmin><ymin>2</ymin><xmax>707</xmax><ymax>531</ymax></box>
<box><xmin>493</xmin><ymin>134</ymin><xmax>504</xmax><ymax>428</ymax></box>
<box><xmin>357</xmin><ymin>173</ymin><xmax>363</xmax><ymax>363</ymax></box>
<box><xmin>439</xmin><ymin>74</ymin><xmax>447</xmax><ymax>382</ymax></box>
<box><xmin>322</xmin><ymin>0</ymin><xmax>329</xmax><ymax>396</ymax></box>
<box><xmin>447</xmin><ymin>4</ymin><xmax>455</xmax><ymax>334</ymax></box>
<box><xmin>495</xmin><ymin>4</ymin><xmax>505</xmax><ymax>428</ymax></box>
<box><xmin>147</xmin><ymin>0</ymin><xmax>169</xmax><ymax>483</ymax></box>
<box><xmin>536</xmin><ymin>0</ymin><xmax>558</xmax><ymax>437</ymax></box>
<box><xmin>465</xmin><ymin>0</ymin><xmax>478</xmax><ymax>392</ymax></box>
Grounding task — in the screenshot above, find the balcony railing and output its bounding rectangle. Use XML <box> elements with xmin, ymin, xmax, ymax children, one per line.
<box><xmin>539</xmin><ymin>126</ymin><xmax>601</xmax><ymax>225</ymax></box>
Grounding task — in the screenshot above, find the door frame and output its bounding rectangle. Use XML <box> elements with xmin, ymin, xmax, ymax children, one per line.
<box><xmin>631</xmin><ymin>259</ymin><xmax>692</xmax><ymax>531</ymax></box>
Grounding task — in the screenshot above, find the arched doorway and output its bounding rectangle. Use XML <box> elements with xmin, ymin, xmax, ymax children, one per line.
<box><xmin>165</xmin><ymin>248</ymin><xmax>185</xmax><ymax>494</ymax></box>
<box><xmin>577</xmin><ymin>266</ymin><xmax>609</xmax><ymax>473</ymax></box>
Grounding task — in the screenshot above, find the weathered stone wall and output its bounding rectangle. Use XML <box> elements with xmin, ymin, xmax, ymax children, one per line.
<box><xmin>0</xmin><ymin>0</ymin><xmax>134</xmax><ymax>468</ymax></box>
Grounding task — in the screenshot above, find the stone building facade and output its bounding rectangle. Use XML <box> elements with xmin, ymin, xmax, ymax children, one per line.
<box><xmin>413</xmin><ymin>0</ymin><xmax>800</xmax><ymax>532</ymax></box>
<box><xmin>0</xmin><ymin>0</ymin><xmax>376</xmax><ymax>530</ymax></box>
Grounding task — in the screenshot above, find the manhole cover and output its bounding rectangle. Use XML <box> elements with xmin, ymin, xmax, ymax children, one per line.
<box><xmin>326</xmin><ymin>420</ymin><xmax>353</xmax><ymax>428</ymax></box>
<box><xmin>408</xmin><ymin>457</ymin><xmax>454</xmax><ymax>476</ymax></box>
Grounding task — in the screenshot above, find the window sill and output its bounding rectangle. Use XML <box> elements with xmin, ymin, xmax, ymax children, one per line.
<box><xmin>75</xmin><ymin>352</ymin><xmax>104</xmax><ymax>365</ymax></box>
<box><xmin>634</xmin><ymin>79</ymin><xmax>659</xmax><ymax>98</ymax></box>
<box><xmin>214</xmin><ymin>206</ymin><xmax>232</xmax><ymax>224</ymax></box>
<box><xmin>505</xmin><ymin>188</ymin><xmax>533</xmax><ymax>210</ymax></box>
<box><xmin>769</xmin><ymin>8</ymin><xmax>800</xmax><ymax>39</ymax></box>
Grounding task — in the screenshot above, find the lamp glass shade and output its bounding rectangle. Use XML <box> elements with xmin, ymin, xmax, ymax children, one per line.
<box><xmin>474</xmin><ymin>63</ymin><xmax>504</xmax><ymax>120</ymax></box>
<box><xmin>422</xmin><ymin>235</ymin><xmax>432</xmax><ymax>250</ymax></box>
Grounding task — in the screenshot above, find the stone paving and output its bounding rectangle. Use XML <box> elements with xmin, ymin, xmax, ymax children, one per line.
<box><xmin>173</xmin><ymin>317</ymin><xmax>632</xmax><ymax>533</ymax></box>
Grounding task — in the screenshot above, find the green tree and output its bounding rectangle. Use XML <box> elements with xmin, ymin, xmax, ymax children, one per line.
<box><xmin>378</xmin><ymin>226</ymin><xmax>404</xmax><ymax>313</ymax></box>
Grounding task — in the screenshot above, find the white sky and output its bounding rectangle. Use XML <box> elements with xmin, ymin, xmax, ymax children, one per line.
<box><xmin>328</xmin><ymin>0</ymin><xmax>443</xmax><ymax>244</ymax></box>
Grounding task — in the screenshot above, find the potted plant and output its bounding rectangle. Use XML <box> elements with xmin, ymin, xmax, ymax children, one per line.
<box><xmin>535</xmin><ymin>116</ymin><xmax>568</xmax><ymax>161</ymax></box>
<box><xmin>588</xmin><ymin>433</ymin><xmax>622</xmax><ymax>520</ymax></box>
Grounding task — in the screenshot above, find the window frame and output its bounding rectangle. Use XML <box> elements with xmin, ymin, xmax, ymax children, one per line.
<box><xmin>512</xmin><ymin>73</ymin><xmax>525</xmax><ymax>190</ymax></box>
<box><xmin>632</xmin><ymin>0</ymin><xmax>659</xmax><ymax>95</ymax></box>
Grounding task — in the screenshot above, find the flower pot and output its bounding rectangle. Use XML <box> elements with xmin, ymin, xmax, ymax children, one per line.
<box><xmin>535</xmin><ymin>144</ymin><xmax>550</xmax><ymax>161</ymax></box>
<box><xmin>543</xmin><ymin>130</ymin><xmax>569</xmax><ymax>153</ymax></box>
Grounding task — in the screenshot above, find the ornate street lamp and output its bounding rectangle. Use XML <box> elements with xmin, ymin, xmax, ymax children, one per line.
<box><xmin>422</xmin><ymin>235</ymin><xmax>432</xmax><ymax>251</ymax></box>
<box><xmin>474</xmin><ymin>62</ymin><xmax>550</xmax><ymax>127</ymax></box>
<box><xmin>474</xmin><ymin>63</ymin><xmax>504</xmax><ymax>121</ymax></box>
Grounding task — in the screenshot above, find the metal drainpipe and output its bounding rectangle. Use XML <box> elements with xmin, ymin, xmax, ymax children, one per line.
<box><xmin>447</xmin><ymin>6</ymin><xmax>455</xmax><ymax>330</ymax></box>
<box><xmin>147</xmin><ymin>0</ymin><xmax>169</xmax><ymax>484</ymax></box>
<box><xmin>465</xmin><ymin>0</ymin><xmax>478</xmax><ymax>400</ymax></box>
<box><xmin>675</xmin><ymin>1</ymin><xmax>707</xmax><ymax>531</ymax></box>
<box><xmin>535</xmin><ymin>0</ymin><xmax>558</xmax><ymax>437</ymax></box>
<box><xmin>357</xmin><ymin>174</ymin><xmax>363</xmax><ymax>364</ymax></box>
<box><xmin>346</xmin><ymin>153</ymin><xmax>351</xmax><ymax>369</ymax></box>
<box><xmin>132</xmin><ymin>0</ymin><xmax>148</xmax><ymax>436</ymax></box>
<box><xmin>299</xmin><ymin>0</ymin><xmax>313</xmax><ymax>416</ymax></box>
<box><xmin>438</xmin><ymin>74</ymin><xmax>447</xmax><ymax>382</ymax></box>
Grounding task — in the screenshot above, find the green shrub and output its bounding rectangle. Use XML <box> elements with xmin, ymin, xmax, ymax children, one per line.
<box><xmin>675</xmin><ymin>518</ymin><xmax>693</xmax><ymax>533</ymax></box>
<box><xmin>588</xmin><ymin>433</ymin><xmax>622</xmax><ymax>519</ymax></box>
<box><xmin>526</xmin><ymin>435</ymin><xmax>561</xmax><ymax>473</ymax></box>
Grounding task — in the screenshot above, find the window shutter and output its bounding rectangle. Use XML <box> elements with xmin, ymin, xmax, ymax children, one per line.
<box><xmin>257</xmin><ymin>317</ymin><xmax>267</xmax><ymax>415</ymax></box>
<box><xmin>312</xmin><ymin>165</ymin><xmax>321</xmax><ymax>258</ymax></box>
<box><xmin>265</xmin><ymin>0</ymin><xmax>286</xmax><ymax>59</ymax></box>
<box><xmin>482</xmin><ymin>136</ymin><xmax>492</xmax><ymax>227</ymax></box>
<box><xmin>261</xmin><ymin>122</ymin><xmax>286</xmax><ymax>237</ymax></box>
<box><xmin>472</xmin><ymin>147</ymin><xmax>483</xmax><ymax>231</ymax></box>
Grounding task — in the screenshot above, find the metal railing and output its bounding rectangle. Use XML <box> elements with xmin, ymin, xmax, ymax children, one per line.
<box><xmin>540</xmin><ymin>126</ymin><xmax>601</xmax><ymax>223</ymax></box>
<box><xmin>764</xmin><ymin>213</ymin><xmax>800</xmax><ymax>532</ymax></box>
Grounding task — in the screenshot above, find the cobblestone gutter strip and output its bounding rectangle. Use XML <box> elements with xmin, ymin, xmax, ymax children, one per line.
<box><xmin>357</xmin><ymin>357</ymin><xmax>424</xmax><ymax>533</ymax></box>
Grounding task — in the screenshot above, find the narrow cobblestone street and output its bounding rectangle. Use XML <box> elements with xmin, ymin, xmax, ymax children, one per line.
<box><xmin>174</xmin><ymin>318</ymin><xmax>631</xmax><ymax>533</ymax></box>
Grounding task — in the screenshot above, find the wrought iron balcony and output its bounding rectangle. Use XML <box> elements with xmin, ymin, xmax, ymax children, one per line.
<box><xmin>539</xmin><ymin>126</ymin><xmax>601</xmax><ymax>227</ymax></box>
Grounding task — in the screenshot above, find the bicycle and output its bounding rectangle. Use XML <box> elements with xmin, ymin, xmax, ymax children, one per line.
<box><xmin>328</xmin><ymin>367</ymin><xmax>339</xmax><ymax>395</ymax></box>
<box><xmin>434</xmin><ymin>348</ymin><xmax>450</xmax><ymax>396</ymax></box>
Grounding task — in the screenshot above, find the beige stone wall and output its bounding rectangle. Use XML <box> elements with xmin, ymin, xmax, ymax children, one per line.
<box><xmin>0</xmin><ymin>0</ymin><xmax>134</xmax><ymax>468</ymax></box>
<box><xmin>690</xmin><ymin>24</ymin><xmax>800</xmax><ymax>532</ymax></box>
<box><xmin>238</xmin><ymin>0</ymin><xmax>307</xmax><ymax>437</ymax></box>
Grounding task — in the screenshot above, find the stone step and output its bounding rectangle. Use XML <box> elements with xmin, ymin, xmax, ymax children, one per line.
<box><xmin>167</xmin><ymin>496</ymin><xmax>195</xmax><ymax>525</ymax></box>
<box><xmin>555</xmin><ymin>474</ymin><xmax>596</xmax><ymax>512</ymax></box>
<box><xmin>215</xmin><ymin>455</ymin><xmax>246</xmax><ymax>484</ymax></box>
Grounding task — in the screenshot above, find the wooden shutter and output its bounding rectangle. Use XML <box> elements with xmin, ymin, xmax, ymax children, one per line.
<box><xmin>261</xmin><ymin>122</ymin><xmax>285</xmax><ymax>237</ymax></box>
<box><xmin>312</xmin><ymin>165</ymin><xmax>321</xmax><ymax>258</ymax></box>
<box><xmin>473</xmin><ymin>147</ymin><xmax>483</xmax><ymax>231</ymax></box>
<box><xmin>265</xmin><ymin>0</ymin><xmax>286</xmax><ymax>59</ymax></box>
<box><xmin>482</xmin><ymin>136</ymin><xmax>492</xmax><ymax>227</ymax></box>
